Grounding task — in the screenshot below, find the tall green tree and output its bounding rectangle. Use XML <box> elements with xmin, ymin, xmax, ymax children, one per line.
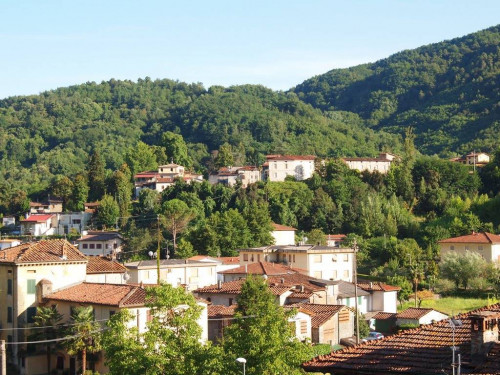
<box><xmin>222</xmin><ymin>276</ymin><xmax>312</xmax><ymax>375</ymax></box>
<box><xmin>111</xmin><ymin>164</ymin><xmax>133</xmax><ymax>220</ymax></box>
<box><xmin>30</xmin><ymin>306</ymin><xmax>64</xmax><ymax>375</ymax></box>
<box><xmin>102</xmin><ymin>284</ymin><xmax>223</xmax><ymax>375</ymax></box>
<box><xmin>161</xmin><ymin>131</ymin><xmax>192</xmax><ymax>167</ymax></box>
<box><xmin>65</xmin><ymin>306</ymin><xmax>102</xmax><ymax>375</ymax></box>
<box><xmin>160</xmin><ymin>199</ymin><xmax>196</xmax><ymax>256</ymax></box>
<box><xmin>87</xmin><ymin>150</ymin><xmax>106</xmax><ymax>202</ymax></box>
<box><xmin>68</xmin><ymin>173</ymin><xmax>89</xmax><ymax>211</ymax></box>
<box><xmin>125</xmin><ymin>141</ymin><xmax>158</xmax><ymax>177</ymax></box>
<box><xmin>97</xmin><ymin>194</ymin><xmax>120</xmax><ymax>228</ymax></box>
<box><xmin>214</xmin><ymin>143</ymin><xmax>234</xmax><ymax>169</ymax></box>
<box><xmin>51</xmin><ymin>176</ymin><xmax>74</xmax><ymax>210</ymax></box>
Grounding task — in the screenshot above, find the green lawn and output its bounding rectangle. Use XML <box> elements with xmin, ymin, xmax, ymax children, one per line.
<box><xmin>397</xmin><ymin>297</ymin><xmax>491</xmax><ymax>316</ymax></box>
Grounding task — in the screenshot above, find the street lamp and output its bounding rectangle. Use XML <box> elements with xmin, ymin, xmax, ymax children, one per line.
<box><xmin>449</xmin><ymin>318</ymin><xmax>463</xmax><ymax>375</ymax></box>
<box><xmin>236</xmin><ymin>357</ymin><xmax>246</xmax><ymax>375</ymax></box>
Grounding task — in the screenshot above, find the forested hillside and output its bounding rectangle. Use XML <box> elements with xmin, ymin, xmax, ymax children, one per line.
<box><xmin>0</xmin><ymin>80</ymin><xmax>400</xmax><ymax>198</ymax></box>
<box><xmin>293</xmin><ymin>25</ymin><xmax>500</xmax><ymax>155</ymax></box>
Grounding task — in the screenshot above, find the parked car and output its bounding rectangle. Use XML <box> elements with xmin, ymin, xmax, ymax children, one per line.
<box><xmin>362</xmin><ymin>331</ymin><xmax>384</xmax><ymax>342</ymax></box>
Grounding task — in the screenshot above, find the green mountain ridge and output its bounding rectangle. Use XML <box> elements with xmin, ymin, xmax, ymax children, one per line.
<box><xmin>0</xmin><ymin>80</ymin><xmax>400</xmax><ymax>197</ymax></box>
<box><xmin>293</xmin><ymin>24</ymin><xmax>500</xmax><ymax>155</ymax></box>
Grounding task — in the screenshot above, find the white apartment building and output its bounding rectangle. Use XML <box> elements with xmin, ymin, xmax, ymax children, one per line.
<box><xmin>208</xmin><ymin>166</ymin><xmax>261</xmax><ymax>187</ymax></box>
<box><xmin>125</xmin><ymin>259</ymin><xmax>217</xmax><ymax>291</ymax></box>
<box><xmin>262</xmin><ymin>154</ymin><xmax>316</xmax><ymax>182</ymax></box>
<box><xmin>76</xmin><ymin>231</ymin><xmax>124</xmax><ymax>257</ymax></box>
<box><xmin>342</xmin><ymin>153</ymin><xmax>398</xmax><ymax>174</ymax></box>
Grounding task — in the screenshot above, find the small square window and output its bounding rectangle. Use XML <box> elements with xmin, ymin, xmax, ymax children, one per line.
<box><xmin>83</xmin><ymin>244</ymin><xmax>88</xmax><ymax>249</ymax></box>
<box><xmin>27</xmin><ymin>279</ymin><xmax>36</xmax><ymax>294</ymax></box>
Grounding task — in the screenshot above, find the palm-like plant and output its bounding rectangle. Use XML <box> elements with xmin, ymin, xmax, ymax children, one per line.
<box><xmin>65</xmin><ymin>306</ymin><xmax>102</xmax><ymax>374</ymax></box>
<box><xmin>30</xmin><ymin>306</ymin><xmax>64</xmax><ymax>375</ymax></box>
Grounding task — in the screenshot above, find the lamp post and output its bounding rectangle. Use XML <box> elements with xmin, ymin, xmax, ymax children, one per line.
<box><xmin>449</xmin><ymin>318</ymin><xmax>463</xmax><ymax>375</ymax></box>
<box><xmin>236</xmin><ymin>357</ymin><xmax>246</xmax><ymax>375</ymax></box>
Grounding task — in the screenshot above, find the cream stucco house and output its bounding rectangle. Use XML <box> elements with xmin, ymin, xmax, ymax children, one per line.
<box><xmin>0</xmin><ymin>240</ymin><xmax>88</xmax><ymax>373</ymax></box>
<box><xmin>342</xmin><ymin>153</ymin><xmax>398</xmax><ymax>174</ymax></box>
<box><xmin>262</xmin><ymin>154</ymin><xmax>316</xmax><ymax>182</ymax></box>
<box><xmin>439</xmin><ymin>232</ymin><xmax>500</xmax><ymax>263</ymax></box>
<box><xmin>125</xmin><ymin>259</ymin><xmax>217</xmax><ymax>290</ymax></box>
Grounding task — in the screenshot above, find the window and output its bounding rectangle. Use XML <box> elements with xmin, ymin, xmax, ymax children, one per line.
<box><xmin>96</xmin><ymin>244</ymin><xmax>102</xmax><ymax>249</ymax></box>
<box><xmin>345</xmin><ymin>298</ymin><xmax>350</xmax><ymax>307</ymax></box>
<box><xmin>146</xmin><ymin>310</ymin><xmax>153</xmax><ymax>322</ymax></box>
<box><xmin>72</xmin><ymin>219</ymin><xmax>81</xmax><ymax>224</ymax></box>
<box><xmin>27</xmin><ymin>279</ymin><xmax>36</xmax><ymax>294</ymax></box>
<box><xmin>228</xmin><ymin>298</ymin><xmax>233</xmax><ymax>305</ymax></box>
<box><xmin>114</xmin><ymin>243</ymin><xmax>118</xmax><ymax>249</ymax></box>
<box><xmin>56</xmin><ymin>356</ymin><xmax>64</xmax><ymax>370</ymax></box>
<box><xmin>89</xmin><ymin>244</ymin><xmax>95</xmax><ymax>249</ymax></box>
<box><xmin>7</xmin><ymin>307</ymin><xmax>12</xmax><ymax>323</ymax></box>
<box><xmin>27</xmin><ymin>307</ymin><xmax>37</xmax><ymax>323</ymax></box>
<box><xmin>358</xmin><ymin>296</ymin><xmax>362</xmax><ymax>305</ymax></box>
<box><xmin>293</xmin><ymin>255</ymin><xmax>296</xmax><ymax>262</ymax></box>
<box><xmin>478</xmin><ymin>246</ymin><xmax>483</xmax><ymax>251</ymax></box>
<box><xmin>243</xmin><ymin>254</ymin><xmax>248</xmax><ymax>261</ymax></box>
<box><xmin>300</xmin><ymin>320</ymin><xmax>307</xmax><ymax>334</ymax></box>
<box><xmin>314</xmin><ymin>255</ymin><xmax>322</xmax><ymax>263</ymax></box>
<box><xmin>83</xmin><ymin>244</ymin><xmax>88</xmax><ymax>249</ymax></box>
<box><xmin>343</xmin><ymin>270</ymin><xmax>349</xmax><ymax>279</ymax></box>
<box><xmin>109</xmin><ymin>311</ymin><xmax>116</xmax><ymax>318</ymax></box>
<box><xmin>105</xmin><ymin>244</ymin><xmax>110</xmax><ymax>249</ymax></box>
<box><xmin>343</xmin><ymin>254</ymin><xmax>349</xmax><ymax>262</ymax></box>
<box><xmin>288</xmin><ymin>255</ymin><xmax>292</xmax><ymax>263</ymax></box>
<box><xmin>250</xmin><ymin>255</ymin><xmax>254</xmax><ymax>262</ymax></box>
<box><xmin>450</xmin><ymin>246</ymin><xmax>455</xmax><ymax>251</ymax></box>
<box><xmin>7</xmin><ymin>279</ymin><xmax>12</xmax><ymax>295</ymax></box>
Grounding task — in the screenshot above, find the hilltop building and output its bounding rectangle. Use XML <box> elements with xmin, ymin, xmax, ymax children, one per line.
<box><xmin>133</xmin><ymin>163</ymin><xmax>203</xmax><ymax>196</ymax></box>
<box><xmin>262</xmin><ymin>154</ymin><xmax>316</xmax><ymax>182</ymax></box>
<box><xmin>439</xmin><ymin>232</ymin><xmax>500</xmax><ymax>263</ymax></box>
<box><xmin>342</xmin><ymin>153</ymin><xmax>398</xmax><ymax>174</ymax></box>
<box><xmin>208</xmin><ymin>166</ymin><xmax>261</xmax><ymax>187</ymax></box>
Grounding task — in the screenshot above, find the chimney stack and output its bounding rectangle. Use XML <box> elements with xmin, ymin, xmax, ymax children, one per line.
<box><xmin>470</xmin><ymin>311</ymin><xmax>500</xmax><ymax>360</ymax></box>
<box><xmin>217</xmin><ymin>280</ymin><xmax>222</xmax><ymax>290</ymax></box>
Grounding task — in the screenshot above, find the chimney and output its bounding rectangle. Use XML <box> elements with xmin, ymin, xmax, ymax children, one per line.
<box><xmin>370</xmin><ymin>282</ymin><xmax>373</xmax><ymax>289</ymax></box>
<box><xmin>470</xmin><ymin>311</ymin><xmax>500</xmax><ymax>360</ymax></box>
<box><xmin>36</xmin><ymin>279</ymin><xmax>53</xmax><ymax>304</ymax></box>
<box><xmin>217</xmin><ymin>280</ymin><xmax>222</xmax><ymax>290</ymax></box>
<box><xmin>245</xmin><ymin>264</ymin><xmax>248</xmax><ymax>273</ymax></box>
<box><xmin>300</xmin><ymin>285</ymin><xmax>305</xmax><ymax>293</ymax></box>
<box><xmin>281</xmin><ymin>278</ymin><xmax>285</xmax><ymax>284</ymax></box>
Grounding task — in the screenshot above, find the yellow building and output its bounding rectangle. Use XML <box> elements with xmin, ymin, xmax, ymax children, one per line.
<box><xmin>439</xmin><ymin>232</ymin><xmax>500</xmax><ymax>262</ymax></box>
<box><xmin>0</xmin><ymin>240</ymin><xmax>88</xmax><ymax>374</ymax></box>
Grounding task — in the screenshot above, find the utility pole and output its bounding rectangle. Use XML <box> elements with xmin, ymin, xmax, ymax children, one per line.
<box><xmin>1</xmin><ymin>340</ymin><xmax>6</xmax><ymax>375</ymax></box>
<box><xmin>353</xmin><ymin>239</ymin><xmax>360</xmax><ymax>344</ymax></box>
<box><xmin>157</xmin><ymin>215</ymin><xmax>161</xmax><ymax>285</ymax></box>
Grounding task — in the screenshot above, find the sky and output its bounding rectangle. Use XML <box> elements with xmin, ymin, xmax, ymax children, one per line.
<box><xmin>1</xmin><ymin>0</ymin><xmax>500</xmax><ymax>99</ymax></box>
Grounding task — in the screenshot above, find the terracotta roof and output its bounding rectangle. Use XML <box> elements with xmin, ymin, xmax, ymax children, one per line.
<box><xmin>357</xmin><ymin>280</ymin><xmax>401</xmax><ymax>292</ymax></box>
<box><xmin>303</xmin><ymin>304</ymin><xmax>500</xmax><ymax>374</ymax></box>
<box><xmin>342</xmin><ymin>157</ymin><xmax>392</xmax><ymax>162</ymax></box>
<box><xmin>326</xmin><ymin>234</ymin><xmax>347</xmax><ymax>240</ymax></box>
<box><xmin>471</xmin><ymin>342</ymin><xmax>500</xmax><ymax>374</ymax></box>
<box><xmin>195</xmin><ymin>279</ymin><xmax>292</xmax><ymax>296</ymax></box>
<box><xmin>373</xmin><ymin>312</ymin><xmax>396</xmax><ymax>320</ymax></box>
<box><xmin>438</xmin><ymin>232</ymin><xmax>500</xmax><ymax>244</ymax></box>
<box><xmin>395</xmin><ymin>308</ymin><xmax>436</xmax><ymax>320</ymax></box>
<box><xmin>21</xmin><ymin>214</ymin><xmax>54</xmax><ymax>222</ymax></box>
<box><xmin>86</xmin><ymin>256</ymin><xmax>127</xmax><ymax>274</ymax></box>
<box><xmin>289</xmin><ymin>303</ymin><xmax>346</xmax><ymax>327</ymax></box>
<box><xmin>0</xmin><ymin>240</ymin><xmax>87</xmax><ymax>264</ymax></box>
<box><xmin>207</xmin><ymin>304</ymin><xmax>237</xmax><ymax>318</ymax></box>
<box><xmin>45</xmin><ymin>282</ymin><xmax>147</xmax><ymax>307</ymax></box>
<box><xmin>218</xmin><ymin>256</ymin><xmax>240</xmax><ymax>265</ymax></box>
<box><xmin>219</xmin><ymin>261</ymin><xmax>306</xmax><ymax>275</ymax></box>
<box><xmin>272</xmin><ymin>223</ymin><xmax>297</xmax><ymax>231</ymax></box>
<box><xmin>266</xmin><ymin>154</ymin><xmax>316</xmax><ymax>161</ymax></box>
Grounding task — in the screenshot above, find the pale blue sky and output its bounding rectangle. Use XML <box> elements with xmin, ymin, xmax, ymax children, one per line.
<box><xmin>1</xmin><ymin>0</ymin><xmax>499</xmax><ymax>99</ymax></box>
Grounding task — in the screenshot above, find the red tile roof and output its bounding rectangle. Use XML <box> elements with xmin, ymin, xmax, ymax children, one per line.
<box><xmin>326</xmin><ymin>234</ymin><xmax>347</xmax><ymax>240</ymax></box>
<box><xmin>219</xmin><ymin>261</ymin><xmax>306</xmax><ymax>275</ymax></box>
<box><xmin>272</xmin><ymin>223</ymin><xmax>297</xmax><ymax>231</ymax></box>
<box><xmin>395</xmin><ymin>307</ymin><xmax>444</xmax><ymax>320</ymax></box>
<box><xmin>21</xmin><ymin>214</ymin><xmax>54</xmax><ymax>222</ymax></box>
<box><xmin>291</xmin><ymin>303</ymin><xmax>346</xmax><ymax>328</ymax></box>
<box><xmin>0</xmin><ymin>240</ymin><xmax>87</xmax><ymax>264</ymax></box>
<box><xmin>372</xmin><ymin>312</ymin><xmax>396</xmax><ymax>320</ymax></box>
<box><xmin>266</xmin><ymin>154</ymin><xmax>316</xmax><ymax>161</ymax></box>
<box><xmin>86</xmin><ymin>256</ymin><xmax>127</xmax><ymax>274</ymax></box>
<box><xmin>357</xmin><ymin>280</ymin><xmax>401</xmax><ymax>292</ymax></box>
<box><xmin>218</xmin><ymin>256</ymin><xmax>240</xmax><ymax>265</ymax></box>
<box><xmin>438</xmin><ymin>232</ymin><xmax>500</xmax><ymax>244</ymax></box>
<box><xmin>195</xmin><ymin>279</ymin><xmax>292</xmax><ymax>296</ymax></box>
<box><xmin>207</xmin><ymin>304</ymin><xmax>237</xmax><ymax>318</ymax></box>
<box><xmin>303</xmin><ymin>304</ymin><xmax>500</xmax><ymax>374</ymax></box>
<box><xmin>45</xmin><ymin>282</ymin><xmax>146</xmax><ymax>307</ymax></box>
